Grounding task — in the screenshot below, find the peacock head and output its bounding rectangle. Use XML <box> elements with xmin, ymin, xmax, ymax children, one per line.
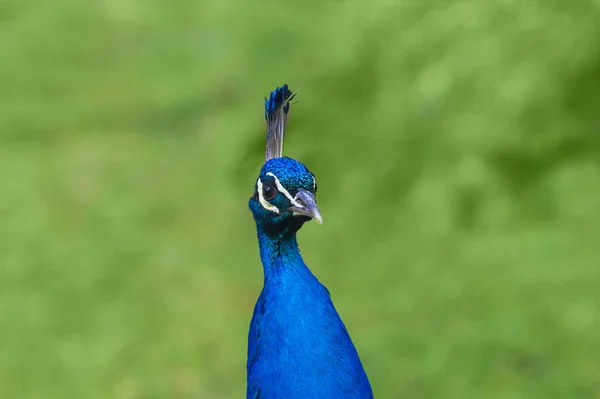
<box><xmin>248</xmin><ymin>85</ymin><xmax>322</xmax><ymax>235</ymax></box>
<box><xmin>249</xmin><ymin>156</ymin><xmax>321</xmax><ymax>229</ymax></box>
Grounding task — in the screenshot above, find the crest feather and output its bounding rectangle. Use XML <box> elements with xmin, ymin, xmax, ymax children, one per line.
<box><xmin>264</xmin><ymin>84</ymin><xmax>296</xmax><ymax>161</ymax></box>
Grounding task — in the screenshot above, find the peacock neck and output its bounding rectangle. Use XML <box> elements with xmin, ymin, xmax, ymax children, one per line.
<box><xmin>255</xmin><ymin>223</ymin><xmax>307</xmax><ymax>279</ymax></box>
<box><xmin>249</xmin><ymin>222</ymin><xmax>374</xmax><ymax>399</ymax></box>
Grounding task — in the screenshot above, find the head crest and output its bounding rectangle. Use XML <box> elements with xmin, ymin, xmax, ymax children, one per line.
<box><xmin>264</xmin><ymin>84</ymin><xmax>296</xmax><ymax>161</ymax></box>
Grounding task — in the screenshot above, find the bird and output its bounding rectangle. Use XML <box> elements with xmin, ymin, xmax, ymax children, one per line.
<box><xmin>246</xmin><ymin>85</ymin><xmax>373</xmax><ymax>399</ymax></box>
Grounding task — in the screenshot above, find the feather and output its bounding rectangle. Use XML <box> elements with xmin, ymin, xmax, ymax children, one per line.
<box><xmin>264</xmin><ymin>84</ymin><xmax>296</xmax><ymax>161</ymax></box>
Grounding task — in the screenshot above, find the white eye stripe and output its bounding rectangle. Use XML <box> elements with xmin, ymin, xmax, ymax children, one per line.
<box><xmin>265</xmin><ymin>172</ymin><xmax>303</xmax><ymax>208</ymax></box>
<box><xmin>257</xmin><ymin>178</ymin><xmax>280</xmax><ymax>214</ymax></box>
<box><xmin>312</xmin><ymin>176</ymin><xmax>316</xmax><ymax>191</ymax></box>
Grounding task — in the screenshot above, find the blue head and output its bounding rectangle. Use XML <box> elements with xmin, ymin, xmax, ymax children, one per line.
<box><xmin>249</xmin><ymin>85</ymin><xmax>322</xmax><ymax>238</ymax></box>
<box><xmin>249</xmin><ymin>157</ymin><xmax>321</xmax><ymax>237</ymax></box>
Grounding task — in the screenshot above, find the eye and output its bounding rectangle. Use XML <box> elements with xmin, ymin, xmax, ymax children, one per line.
<box><xmin>262</xmin><ymin>182</ymin><xmax>277</xmax><ymax>201</ymax></box>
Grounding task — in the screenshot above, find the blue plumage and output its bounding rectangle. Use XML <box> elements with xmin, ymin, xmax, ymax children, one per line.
<box><xmin>247</xmin><ymin>85</ymin><xmax>373</xmax><ymax>399</ymax></box>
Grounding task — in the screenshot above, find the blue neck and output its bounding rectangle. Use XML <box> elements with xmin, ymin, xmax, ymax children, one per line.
<box><xmin>256</xmin><ymin>225</ymin><xmax>304</xmax><ymax>278</ymax></box>
<box><xmin>247</xmin><ymin>222</ymin><xmax>374</xmax><ymax>399</ymax></box>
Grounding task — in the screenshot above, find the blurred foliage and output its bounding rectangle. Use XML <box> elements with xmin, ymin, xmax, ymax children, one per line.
<box><xmin>1</xmin><ymin>0</ymin><xmax>600</xmax><ymax>398</ymax></box>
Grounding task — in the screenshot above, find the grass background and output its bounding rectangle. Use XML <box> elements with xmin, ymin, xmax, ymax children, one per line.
<box><xmin>1</xmin><ymin>0</ymin><xmax>600</xmax><ymax>398</ymax></box>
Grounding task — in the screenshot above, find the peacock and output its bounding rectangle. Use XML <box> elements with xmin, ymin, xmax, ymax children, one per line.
<box><xmin>246</xmin><ymin>85</ymin><xmax>374</xmax><ymax>399</ymax></box>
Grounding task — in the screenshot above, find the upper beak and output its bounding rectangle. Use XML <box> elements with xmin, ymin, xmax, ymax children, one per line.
<box><xmin>287</xmin><ymin>188</ymin><xmax>323</xmax><ymax>224</ymax></box>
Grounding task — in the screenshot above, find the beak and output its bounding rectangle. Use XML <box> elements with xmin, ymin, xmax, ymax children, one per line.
<box><xmin>287</xmin><ymin>189</ymin><xmax>323</xmax><ymax>224</ymax></box>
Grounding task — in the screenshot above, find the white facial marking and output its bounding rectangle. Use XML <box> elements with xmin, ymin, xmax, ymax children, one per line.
<box><xmin>312</xmin><ymin>175</ymin><xmax>316</xmax><ymax>191</ymax></box>
<box><xmin>265</xmin><ymin>172</ymin><xmax>303</xmax><ymax>208</ymax></box>
<box><xmin>257</xmin><ymin>178</ymin><xmax>280</xmax><ymax>214</ymax></box>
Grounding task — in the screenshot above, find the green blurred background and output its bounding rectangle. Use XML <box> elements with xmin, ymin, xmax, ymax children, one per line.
<box><xmin>1</xmin><ymin>1</ymin><xmax>600</xmax><ymax>398</ymax></box>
